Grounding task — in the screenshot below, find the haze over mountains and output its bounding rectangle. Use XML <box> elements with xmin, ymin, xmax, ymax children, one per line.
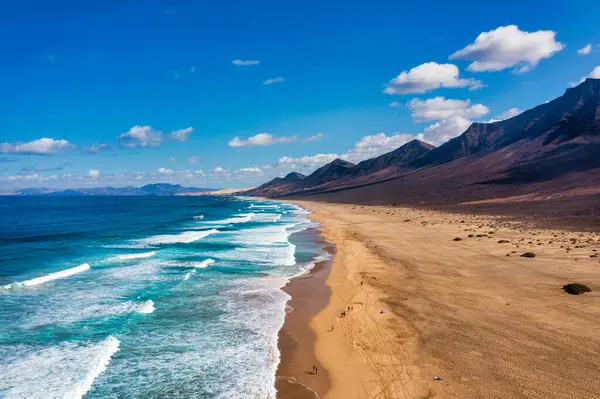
<box><xmin>246</xmin><ymin>78</ymin><xmax>600</xmax><ymax>227</ymax></box>
<box><xmin>8</xmin><ymin>184</ymin><xmax>214</xmax><ymax>196</ymax></box>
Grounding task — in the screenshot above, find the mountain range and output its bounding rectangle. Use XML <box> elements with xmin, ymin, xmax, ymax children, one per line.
<box><xmin>245</xmin><ymin>78</ymin><xmax>600</xmax><ymax>228</ymax></box>
<box><xmin>7</xmin><ymin>184</ymin><xmax>215</xmax><ymax>196</ymax></box>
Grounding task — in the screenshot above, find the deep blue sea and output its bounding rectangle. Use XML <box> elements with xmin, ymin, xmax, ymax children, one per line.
<box><xmin>0</xmin><ymin>196</ymin><xmax>327</xmax><ymax>398</ymax></box>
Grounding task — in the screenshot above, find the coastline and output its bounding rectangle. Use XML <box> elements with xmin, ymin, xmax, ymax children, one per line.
<box><xmin>275</xmin><ymin>245</ymin><xmax>333</xmax><ymax>398</ymax></box>
<box><xmin>280</xmin><ymin>200</ymin><xmax>600</xmax><ymax>398</ymax></box>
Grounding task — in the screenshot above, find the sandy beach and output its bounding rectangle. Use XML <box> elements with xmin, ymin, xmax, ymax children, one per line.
<box><xmin>278</xmin><ymin>201</ymin><xmax>600</xmax><ymax>398</ymax></box>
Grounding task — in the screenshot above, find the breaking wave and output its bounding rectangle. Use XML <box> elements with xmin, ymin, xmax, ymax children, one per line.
<box><xmin>3</xmin><ymin>264</ymin><xmax>90</xmax><ymax>289</ymax></box>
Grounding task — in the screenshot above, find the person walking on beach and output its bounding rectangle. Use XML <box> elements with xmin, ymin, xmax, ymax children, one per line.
<box><xmin>315</xmin><ymin>366</ymin><xmax>318</xmax><ymax>375</ymax></box>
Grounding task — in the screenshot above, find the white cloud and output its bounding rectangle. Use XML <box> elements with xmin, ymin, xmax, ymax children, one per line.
<box><xmin>304</xmin><ymin>133</ymin><xmax>324</xmax><ymax>142</ymax></box>
<box><xmin>569</xmin><ymin>65</ymin><xmax>600</xmax><ymax>87</ymax></box>
<box><xmin>577</xmin><ymin>44</ymin><xmax>592</xmax><ymax>56</ymax></box>
<box><xmin>263</xmin><ymin>77</ymin><xmax>285</xmax><ymax>85</ymax></box>
<box><xmin>275</xmin><ymin>132</ymin><xmax>423</xmax><ymax>170</ymax></box>
<box><xmin>157</xmin><ymin>167</ymin><xmax>174</xmax><ymax>175</ymax></box>
<box><xmin>487</xmin><ymin>107</ymin><xmax>523</xmax><ymax>122</ymax></box>
<box><xmin>277</xmin><ymin>153</ymin><xmax>340</xmax><ymax>168</ymax></box>
<box><xmin>228</xmin><ymin>133</ymin><xmax>297</xmax><ymax>148</ymax></box>
<box><xmin>450</xmin><ymin>25</ymin><xmax>564</xmax><ymax>73</ymax></box>
<box><xmin>383</xmin><ymin>62</ymin><xmax>483</xmax><ymax>94</ymax></box>
<box><xmin>118</xmin><ymin>126</ymin><xmax>194</xmax><ymax>147</ymax></box>
<box><xmin>237</xmin><ymin>167</ymin><xmax>263</xmax><ymax>174</ymax></box>
<box><xmin>168</xmin><ymin>157</ymin><xmax>176</xmax><ymax>163</ymax></box>
<box><xmin>169</xmin><ymin>127</ymin><xmax>194</xmax><ymax>142</ymax></box>
<box><xmin>408</xmin><ymin>97</ymin><xmax>489</xmax><ymax>122</ymax></box>
<box><xmin>0</xmin><ymin>138</ymin><xmax>72</xmax><ymax>155</ymax></box>
<box><xmin>88</xmin><ymin>170</ymin><xmax>101</xmax><ymax>178</ymax></box>
<box><xmin>232</xmin><ymin>59</ymin><xmax>260</xmax><ymax>66</ymax></box>
<box><xmin>187</xmin><ymin>156</ymin><xmax>199</xmax><ymax>164</ymax></box>
<box><xmin>213</xmin><ymin>167</ymin><xmax>225</xmax><ymax>173</ymax></box>
<box><xmin>388</xmin><ymin>101</ymin><xmax>403</xmax><ymax>108</ymax></box>
<box><xmin>119</xmin><ymin>126</ymin><xmax>162</xmax><ymax>148</ymax></box>
<box><xmin>422</xmin><ymin>116</ymin><xmax>471</xmax><ymax>145</ymax></box>
<box><xmin>345</xmin><ymin>133</ymin><xmax>422</xmax><ymax>162</ymax></box>
<box><xmin>83</xmin><ymin>144</ymin><xmax>109</xmax><ymax>154</ymax></box>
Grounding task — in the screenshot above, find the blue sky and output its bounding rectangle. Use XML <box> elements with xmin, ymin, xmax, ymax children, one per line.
<box><xmin>1</xmin><ymin>0</ymin><xmax>599</xmax><ymax>189</ymax></box>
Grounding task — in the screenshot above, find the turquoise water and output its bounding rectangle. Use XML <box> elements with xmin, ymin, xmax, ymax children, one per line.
<box><xmin>0</xmin><ymin>196</ymin><xmax>327</xmax><ymax>398</ymax></box>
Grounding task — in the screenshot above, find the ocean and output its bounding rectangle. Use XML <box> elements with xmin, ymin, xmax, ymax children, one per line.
<box><xmin>0</xmin><ymin>196</ymin><xmax>328</xmax><ymax>398</ymax></box>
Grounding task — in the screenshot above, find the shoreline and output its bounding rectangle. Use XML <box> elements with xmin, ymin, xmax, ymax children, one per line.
<box><xmin>280</xmin><ymin>200</ymin><xmax>600</xmax><ymax>398</ymax></box>
<box><xmin>275</xmin><ymin>234</ymin><xmax>334</xmax><ymax>398</ymax></box>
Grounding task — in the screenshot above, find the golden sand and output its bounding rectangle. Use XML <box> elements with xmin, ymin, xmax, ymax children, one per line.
<box><xmin>281</xmin><ymin>201</ymin><xmax>600</xmax><ymax>398</ymax></box>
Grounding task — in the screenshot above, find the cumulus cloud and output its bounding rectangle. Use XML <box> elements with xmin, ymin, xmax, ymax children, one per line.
<box><xmin>304</xmin><ymin>133</ymin><xmax>324</xmax><ymax>143</ymax></box>
<box><xmin>119</xmin><ymin>126</ymin><xmax>163</xmax><ymax>148</ymax></box>
<box><xmin>83</xmin><ymin>144</ymin><xmax>109</xmax><ymax>154</ymax></box>
<box><xmin>0</xmin><ymin>138</ymin><xmax>72</xmax><ymax>155</ymax></box>
<box><xmin>187</xmin><ymin>156</ymin><xmax>199</xmax><ymax>164</ymax></box>
<box><xmin>228</xmin><ymin>133</ymin><xmax>297</xmax><ymax>148</ymax></box>
<box><xmin>277</xmin><ymin>153</ymin><xmax>340</xmax><ymax>168</ymax></box>
<box><xmin>118</xmin><ymin>126</ymin><xmax>194</xmax><ymax>148</ymax></box>
<box><xmin>388</xmin><ymin>101</ymin><xmax>403</xmax><ymax>108</ymax></box>
<box><xmin>88</xmin><ymin>169</ymin><xmax>101</xmax><ymax>178</ymax></box>
<box><xmin>345</xmin><ymin>133</ymin><xmax>423</xmax><ymax>162</ymax></box>
<box><xmin>422</xmin><ymin>116</ymin><xmax>471</xmax><ymax>145</ymax></box>
<box><xmin>263</xmin><ymin>77</ymin><xmax>285</xmax><ymax>85</ymax></box>
<box><xmin>383</xmin><ymin>62</ymin><xmax>483</xmax><ymax>94</ymax></box>
<box><xmin>169</xmin><ymin>127</ymin><xmax>194</xmax><ymax>142</ymax></box>
<box><xmin>213</xmin><ymin>167</ymin><xmax>225</xmax><ymax>173</ymax></box>
<box><xmin>232</xmin><ymin>59</ymin><xmax>260</xmax><ymax>66</ymax></box>
<box><xmin>157</xmin><ymin>167</ymin><xmax>174</xmax><ymax>175</ymax></box>
<box><xmin>276</xmin><ymin>132</ymin><xmax>423</xmax><ymax>171</ymax></box>
<box><xmin>577</xmin><ymin>44</ymin><xmax>592</xmax><ymax>56</ymax></box>
<box><xmin>487</xmin><ymin>108</ymin><xmax>523</xmax><ymax>123</ymax></box>
<box><xmin>589</xmin><ymin>66</ymin><xmax>600</xmax><ymax>78</ymax></box>
<box><xmin>408</xmin><ymin>97</ymin><xmax>489</xmax><ymax>122</ymax></box>
<box><xmin>168</xmin><ymin>157</ymin><xmax>176</xmax><ymax>163</ymax></box>
<box><xmin>449</xmin><ymin>25</ymin><xmax>564</xmax><ymax>73</ymax></box>
<box><xmin>569</xmin><ymin>65</ymin><xmax>600</xmax><ymax>87</ymax></box>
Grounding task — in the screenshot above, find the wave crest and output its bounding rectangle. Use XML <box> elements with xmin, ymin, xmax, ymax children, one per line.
<box><xmin>3</xmin><ymin>264</ymin><xmax>90</xmax><ymax>289</ymax></box>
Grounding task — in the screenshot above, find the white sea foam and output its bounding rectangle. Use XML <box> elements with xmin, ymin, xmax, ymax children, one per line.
<box><xmin>3</xmin><ymin>264</ymin><xmax>90</xmax><ymax>289</ymax></box>
<box><xmin>139</xmin><ymin>229</ymin><xmax>219</xmax><ymax>245</ymax></box>
<box><xmin>115</xmin><ymin>251</ymin><xmax>157</xmax><ymax>261</ymax></box>
<box><xmin>193</xmin><ymin>215</ymin><xmax>204</xmax><ymax>220</ymax></box>
<box><xmin>230</xmin><ymin>224</ymin><xmax>294</xmax><ymax>246</ymax></box>
<box><xmin>250</xmin><ymin>204</ymin><xmax>279</xmax><ymax>209</ymax></box>
<box><xmin>183</xmin><ymin>270</ymin><xmax>197</xmax><ymax>280</ymax></box>
<box><xmin>192</xmin><ymin>259</ymin><xmax>215</xmax><ymax>268</ymax></box>
<box><xmin>251</xmin><ymin>213</ymin><xmax>281</xmax><ymax>223</ymax></box>
<box><xmin>136</xmin><ymin>299</ymin><xmax>155</xmax><ymax>314</ymax></box>
<box><xmin>0</xmin><ymin>336</ymin><xmax>120</xmax><ymax>399</ymax></box>
<box><xmin>208</xmin><ymin>213</ymin><xmax>255</xmax><ymax>225</ymax></box>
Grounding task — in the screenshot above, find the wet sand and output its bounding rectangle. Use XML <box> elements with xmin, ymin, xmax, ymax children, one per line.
<box><xmin>276</xmin><ymin>249</ymin><xmax>333</xmax><ymax>398</ymax></box>
<box><xmin>284</xmin><ymin>201</ymin><xmax>600</xmax><ymax>398</ymax></box>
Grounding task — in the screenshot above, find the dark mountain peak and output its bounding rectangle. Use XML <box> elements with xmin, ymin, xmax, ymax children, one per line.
<box><xmin>350</xmin><ymin>138</ymin><xmax>435</xmax><ymax>177</ymax></box>
<box><xmin>415</xmin><ymin>78</ymin><xmax>600</xmax><ymax>168</ymax></box>
<box><xmin>404</xmin><ymin>138</ymin><xmax>436</xmax><ymax>150</ymax></box>
<box><xmin>283</xmin><ymin>172</ymin><xmax>306</xmax><ymax>181</ymax></box>
<box><xmin>329</xmin><ymin>158</ymin><xmax>355</xmax><ymax>167</ymax></box>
